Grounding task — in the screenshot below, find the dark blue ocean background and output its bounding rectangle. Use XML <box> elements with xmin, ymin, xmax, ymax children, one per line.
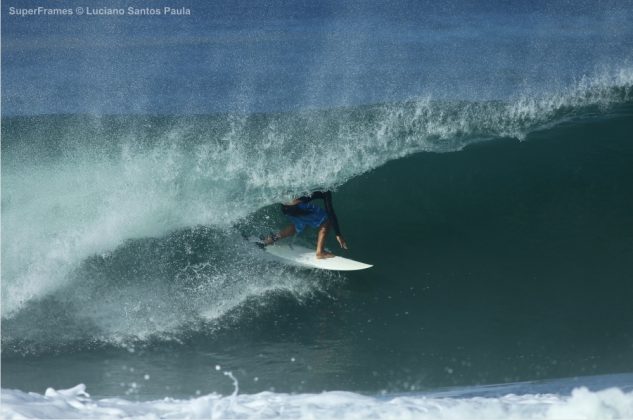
<box><xmin>4</xmin><ymin>0</ymin><xmax>632</xmax><ymax>115</ymax></box>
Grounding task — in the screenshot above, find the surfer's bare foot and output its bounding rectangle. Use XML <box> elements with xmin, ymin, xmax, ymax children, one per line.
<box><xmin>316</xmin><ymin>251</ymin><xmax>335</xmax><ymax>259</ymax></box>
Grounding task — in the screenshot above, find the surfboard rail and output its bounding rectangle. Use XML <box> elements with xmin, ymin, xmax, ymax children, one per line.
<box><xmin>247</xmin><ymin>236</ymin><xmax>372</xmax><ymax>271</ymax></box>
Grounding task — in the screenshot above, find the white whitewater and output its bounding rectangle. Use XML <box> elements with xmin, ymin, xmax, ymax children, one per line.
<box><xmin>2</xmin><ymin>383</ymin><xmax>633</xmax><ymax>420</ymax></box>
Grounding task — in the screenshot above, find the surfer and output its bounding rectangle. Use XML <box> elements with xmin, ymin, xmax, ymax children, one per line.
<box><xmin>263</xmin><ymin>191</ymin><xmax>348</xmax><ymax>259</ymax></box>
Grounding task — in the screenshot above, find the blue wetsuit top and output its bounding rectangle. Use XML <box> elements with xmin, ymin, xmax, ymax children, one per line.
<box><xmin>281</xmin><ymin>191</ymin><xmax>342</xmax><ymax>236</ymax></box>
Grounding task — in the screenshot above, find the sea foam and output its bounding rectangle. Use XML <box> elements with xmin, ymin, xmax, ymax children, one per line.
<box><xmin>2</xmin><ymin>383</ymin><xmax>633</xmax><ymax>419</ymax></box>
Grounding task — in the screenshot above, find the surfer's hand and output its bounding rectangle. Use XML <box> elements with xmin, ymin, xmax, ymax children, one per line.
<box><xmin>336</xmin><ymin>235</ymin><xmax>348</xmax><ymax>250</ymax></box>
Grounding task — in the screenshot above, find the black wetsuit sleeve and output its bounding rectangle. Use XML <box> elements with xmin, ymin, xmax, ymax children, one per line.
<box><xmin>309</xmin><ymin>191</ymin><xmax>342</xmax><ymax>236</ymax></box>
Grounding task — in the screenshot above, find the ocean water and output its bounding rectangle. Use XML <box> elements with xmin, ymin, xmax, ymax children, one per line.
<box><xmin>2</xmin><ymin>0</ymin><xmax>633</xmax><ymax>418</ymax></box>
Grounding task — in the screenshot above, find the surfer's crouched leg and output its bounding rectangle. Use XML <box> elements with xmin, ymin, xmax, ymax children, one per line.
<box><xmin>263</xmin><ymin>224</ymin><xmax>296</xmax><ymax>245</ymax></box>
<box><xmin>259</xmin><ymin>232</ymin><xmax>279</xmax><ymax>247</ymax></box>
<box><xmin>316</xmin><ymin>220</ymin><xmax>335</xmax><ymax>259</ymax></box>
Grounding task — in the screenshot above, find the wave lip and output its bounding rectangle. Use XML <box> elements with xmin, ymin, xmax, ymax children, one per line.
<box><xmin>2</xmin><ymin>383</ymin><xmax>633</xmax><ymax>420</ymax></box>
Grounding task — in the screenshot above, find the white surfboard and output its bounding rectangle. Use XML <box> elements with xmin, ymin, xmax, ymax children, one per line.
<box><xmin>248</xmin><ymin>237</ymin><xmax>372</xmax><ymax>271</ymax></box>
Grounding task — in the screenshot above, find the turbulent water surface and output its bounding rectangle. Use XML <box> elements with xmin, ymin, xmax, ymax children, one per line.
<box><xmin>2</xmin><ymin>0</ymin><xmax>633</xmax><ymax>418</ymax></box>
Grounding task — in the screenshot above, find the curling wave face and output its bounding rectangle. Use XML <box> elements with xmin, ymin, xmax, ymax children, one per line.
<box><xmin>1</xmin><ymin>68</ymin><xmax>632</xmax><ymax>353</ymax></box>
